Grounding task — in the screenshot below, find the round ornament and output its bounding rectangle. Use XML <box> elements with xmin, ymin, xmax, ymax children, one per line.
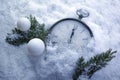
<box><xmin>17</xmin><ymin>17</ymin><xmax>31</xmax><ymax>31</ymax></box>
<box><xmin>27</xmin><ymin>38</ymin><xmax>45</xmax><ymax>56</ymax></box>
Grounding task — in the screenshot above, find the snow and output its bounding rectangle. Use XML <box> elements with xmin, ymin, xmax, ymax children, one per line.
<box><xmin>46</xmin><ymin>46</ymin><xmax>57</xmax><ymax>54</ymax></box>
<box><xmin>0</xmin><ymin>0</ymin><xmax>120</xmax><ymax>80</ymax></box>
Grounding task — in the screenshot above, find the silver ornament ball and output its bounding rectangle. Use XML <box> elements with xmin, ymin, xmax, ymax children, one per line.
<box><xmin>27</xmin><ymin>38</ymin><xmax>45</xmax><ymax>56</ymax></box>
<box><xmin>17</xmin><ymin>17</ymin><xmax>31</xmax><ymax>31</ymax></box>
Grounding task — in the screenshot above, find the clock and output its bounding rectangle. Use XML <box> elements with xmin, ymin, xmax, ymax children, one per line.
<box><xmin>46</xmin><ymin>9</ymin><xmax>93</xmax><ymax>52</ymax></box>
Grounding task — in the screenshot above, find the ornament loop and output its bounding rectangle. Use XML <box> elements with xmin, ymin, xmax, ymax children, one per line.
<box><xmin>76</xmin><ymin>9</ymin><xmax>89</xmax><ymax>19</ymax></box>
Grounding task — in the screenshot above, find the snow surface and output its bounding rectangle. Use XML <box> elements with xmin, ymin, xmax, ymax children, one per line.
<box><xmin>0</xmin><ymin>0</ymin><xmax>120</xmax><ymax>80</ymax></box>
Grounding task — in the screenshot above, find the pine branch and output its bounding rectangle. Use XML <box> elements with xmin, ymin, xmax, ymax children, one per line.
<box><xmin>72</xmin><ymin>49</ymin><xmax>117</xmax><ymax>80</ymax></box>
<box><xmin>86</xmin><ymin>49</ymin><xmax>116</xmax><ymax>78</ymax></box>
<box><xmin>6</xmin><ymin>15</ymin><xmax>48</xmax><ymax>46</ymax></box>
<box><xmin>72</xmin><ymin>57</ymin><xmax>86</xmax><ymax>80</ymax></box>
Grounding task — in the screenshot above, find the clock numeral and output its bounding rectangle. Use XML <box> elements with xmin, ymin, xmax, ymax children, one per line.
<box><xmin>82</xmin><ymin>38</ymin><xmax>89</xmax><ymax>40</ymax></box>
<box><xmin>74</xmin><ymin>24</ymin><xmax>78</xmax><ymax>30</ymax></box>
<box><xmin>80</xmin><ymin>29</ymin><xmax>85</xmax><ymax>33</ymax></box>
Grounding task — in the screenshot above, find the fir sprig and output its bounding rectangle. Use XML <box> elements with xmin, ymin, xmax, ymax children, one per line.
<box><xmin>6</xmin><ymin>15</ymin><xmax>48</xmax><ymax>46</ymax></box>
<box><xmin>72</xmin><ymin>49</ymin><xmax>117</xmax><ymax>80</ymax></box>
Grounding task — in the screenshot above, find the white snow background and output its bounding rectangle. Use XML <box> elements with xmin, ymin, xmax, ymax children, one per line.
<box><xmin>0</xmin><ymin>0</ymin><xmax>120</xmax><ymax>80</ymax></box>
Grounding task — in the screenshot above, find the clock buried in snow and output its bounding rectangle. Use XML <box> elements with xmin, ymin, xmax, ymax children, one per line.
<box><xmin>47</xmin><ymin>9</ymin><xmax>93</xmax><ymax>52</ymax></box>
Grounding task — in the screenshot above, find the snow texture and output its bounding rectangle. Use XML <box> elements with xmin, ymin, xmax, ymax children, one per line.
<box><xmin>0</xmin><ymin>0</ymin><xmax>120</xmax><ymax>80</ymax></box>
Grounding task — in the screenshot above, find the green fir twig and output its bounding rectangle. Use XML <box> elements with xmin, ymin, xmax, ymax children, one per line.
<box><xmin>6</xmin><ymin>15</ymin><xmax>48</xmax><ymax>46</ymax></box>
<box><xmin>72</xmin><ymin>49</ymin><xmax>117</xmax><ymax>80</ymax></box>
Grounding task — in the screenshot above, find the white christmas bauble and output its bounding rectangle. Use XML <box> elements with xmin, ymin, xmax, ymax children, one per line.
<box><xmin>17</xmin><ymin>17</ymin><xmax>31</xmax><ymax>31</ymax></box>
<box><xmin>46</xmin><ymin>46</ymin><xmax>57</xmax><ymax>54</ymax></box>
<box><xmin>27</xmin><ymin>38</ymin><xmax>45</xmax><ymax>56</ymax></box>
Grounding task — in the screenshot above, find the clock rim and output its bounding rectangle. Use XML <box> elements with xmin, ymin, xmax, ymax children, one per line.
<box><xmin>48</xmin><ymin>18</ymin><xmax>93</xmax><ymax>37</ymax></box>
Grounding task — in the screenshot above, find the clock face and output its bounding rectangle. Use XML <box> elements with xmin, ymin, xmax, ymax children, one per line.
<box><xmin>47</xmin><ymin>18</ymin><xmax>93</xmax><ymax>52</ymax></box>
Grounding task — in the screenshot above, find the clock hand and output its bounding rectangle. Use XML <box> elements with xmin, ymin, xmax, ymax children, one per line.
<box><xmin>68</xmin><ymin>25</ymin><xmax>78</xmax><ymax>43</ymax></box>
<box><xmin>68</xmin><ymin>29</ymin><xmax>74</xmax><ymax>43</ymax></box>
